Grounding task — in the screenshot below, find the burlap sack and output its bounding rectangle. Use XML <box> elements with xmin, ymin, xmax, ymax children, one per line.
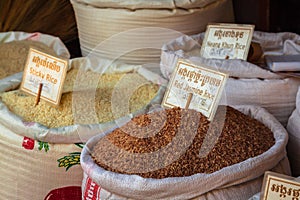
<box><xmin>70</xmin><ymin>0</ymin><xmax>234</xmax><ymax>64</ymax></box>
<box><xmin>0</xmin><ymin>57</ymin><xmax>165</xmax><ymax>200</ymax></box>
<box><xmin>81</xmin><ymin>105</ymin><xmax>290</xmax><ymax>200</ymax></box>
<box><xmin>0</xmin><ymin>31</ymin><xmax>70</xmax><ymax>79</ymax></box>
<box><xmin>287</xmin><ymin>86</ymin><xmax>300</xmax><ymax>177</ymax></box>
<box><xmin>160</xmin><ymin>31</ymin><xmax>300</xmax><ymax>126</ymax></box>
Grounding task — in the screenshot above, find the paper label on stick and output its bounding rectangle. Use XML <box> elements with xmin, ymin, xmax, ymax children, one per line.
<box><xmin>20</xmin><ymin>48</ymin><xmax>68</xmax><ymax>106</ymax></box>
<box><xmin>261</xmin><ymin>171</ymin><xmax>300</xmax><ymax>200</ymax></box>
<box><xmin>162</xmin><ymin>59</ymin><xmax>228</xmax><ymax>121</ymax></box>
<box><xmin>200</xmin><ymin>23</ymin><xmax>254</xmax><ymax>60</ymax></box>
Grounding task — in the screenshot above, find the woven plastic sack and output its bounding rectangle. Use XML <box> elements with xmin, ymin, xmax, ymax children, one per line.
<box><xmin>160</xmin><ymin>31</ymin><xmax>300</xmax><ymax>126</ymax></box>
<box><xmin>0</xmin><ymin>57</ymin><xmax>166</xmax><ymax>200</ymax></box>
<box><xmin>70</xmin><ymin>0</ymin><xmax>234</xmax><ymax>64</ymax></box>
<box><xmin>0</xmin><ymin>31</ymin><xmax>70</xmax><ymax>58</ymax></box>
<box><xmin>0</xmin><ymin>31</ymin><xmax>70</xmax><ymax>79</ymax></box>
<box><xmin>81</xmin><ymin>105</ymin><xmax>290</xmax><ymax>200</ymax></box>
<box><xmin>75</xmin><ymin>0</ymin><xmax>218</xmax><ymax>9</ymax></box>
<box><xmin>0</xmin><ymin>123</ymin><xmax>83</xmax><ymax>200</ymax></box>
<box><xmin>287</xmin><ymin>86</ymin><xmax>300</xmax><ymax>177</ymax></box>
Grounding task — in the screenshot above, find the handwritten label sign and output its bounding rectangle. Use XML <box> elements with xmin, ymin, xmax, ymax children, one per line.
<box><xmin>261</xmin><ymin>171</ymin><xmax>300</xmax><ymax>200</ymax></box>
<box><xmin>20</xmin><ymin>48</ymin><xmax>68</xmax><ymax>106</ymax></box>
<box><xmin>162</xmin><ymin>59</ymin><xmax>228</xmax><ymax>121</ymax></box>
<box><xmin>200</xmin><ymin>23</ymin><xmax>255</xmax><ymax>60</ymax></box>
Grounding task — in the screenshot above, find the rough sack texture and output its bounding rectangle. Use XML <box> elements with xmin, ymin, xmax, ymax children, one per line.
<box><xmin>92</xmin><ymin>106</ymin><xmax>275</xmax><ymax>179</ymax></box>
<box><xmin>1</xmin><ymin>68</ymin><xmax>159</xmax><ymax>128</ymax></box>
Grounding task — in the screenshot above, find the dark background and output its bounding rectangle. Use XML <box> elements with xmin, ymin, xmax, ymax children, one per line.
<box><xmin>233</xmin><ymin>0</ymin><xmax>300</xmax><ymax>34</ymax></box>
<box><xmin>1</xmin><ymin>0</ymin><xmax>299</xmax><ymax>58</ymax></box>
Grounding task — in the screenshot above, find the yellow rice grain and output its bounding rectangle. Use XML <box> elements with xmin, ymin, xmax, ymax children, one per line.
<box><xmin>1</xmin><ymin>70</ymin><xmax>159</xmax><ymax>128</ymax></box>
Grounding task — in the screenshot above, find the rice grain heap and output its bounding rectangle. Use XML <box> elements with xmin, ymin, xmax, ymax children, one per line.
<box><xmin>0</xmin><ymin>40</ymin><xmax>57</xmax><ymax>79</ymax></box>
<box><xmin>92</xmin><ymin>106</ymin><xmax>275</xmax><ymax>179</ymax></box>
<box><xmin>0</xmin><ymin>68</ymin><xmax>159</xmax><ymax>128</ymax></box>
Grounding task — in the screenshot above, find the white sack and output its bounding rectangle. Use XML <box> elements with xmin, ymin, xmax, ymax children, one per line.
<box><xmin>0</xmin><ymin>31</ymin><xmax>70</xmax><ymax>59</ymax></box>
<box><xmin>0</xmin><ymin>57</ymin><xmax>165</xmax><ymax>199</ymax></box>
<box><xmin>81</xmin><ymin>106</ymin><xmax>290</xmax><ymax>200</ymax></box>
<box><xmin>287</xmin><ymin>86</ymin><xmax>300</xmax><ymax>177</ymax></box>
<box><xmin>0</xmin><ymin>123</ymin><xmax>83</xmax><ymax>200</ymax></box>
<box><xmin>71</xmin><ymin>0</ymin><xmax>234</xmax><ymax>64</ymax></box>
<box><xmin>160</xmin><ymin>31</ymin><xmax>300</xmax><ymax>126</ymax></box>
<box><xmin>0</xmin><ymin>57</ymin><xmax>165</xmax><ymax>143</ymax></box>
<box><xmin>75</xmin><ymin>0</ymin><xmax>218</xmax><ymax>9</ymax></box>
<box><xmin>82</xmin><ymin>157</ymin><xmax>290</xmax><ymax>200</ymax></box>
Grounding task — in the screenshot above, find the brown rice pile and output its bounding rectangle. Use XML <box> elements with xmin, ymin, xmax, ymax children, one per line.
<box><xmin>92</xmin><ymin>106</ymin><xmax>275</xmax><ymax>179</ymax></box>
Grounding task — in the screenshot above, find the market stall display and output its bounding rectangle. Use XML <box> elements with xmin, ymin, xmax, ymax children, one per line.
<box><xmin>70</xmin><ymin>0</ymin><xmax>234</xmax><ymax>64</ymax></box>
<box><xmin>160</xmin><ymin>31</ymin><xmax>300</xmax><ymax>126</ymax></box>
<box><xmin>0</xmin><ymin>31</ymin><xmax>70</xmax><ymax>79</ymax></box>
<box><xmin>81</xmin><ymin>105</ymin><xmax>290</xmax><ymax>200</ymax></box>
<box><xmin>1</xmin><ymin>1</ymin><xmax>300</xmax><ymax>199</ymax></box>
<box><xmin>0</xmin><ymin>57</ymin><xmax>165</xmax><ymax>200</ymax></box>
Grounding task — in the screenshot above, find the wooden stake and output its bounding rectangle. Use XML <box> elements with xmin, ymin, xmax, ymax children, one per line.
<box><xmin>185</xmin><ymin>93</ymin><xmax>193</xmax><ymax>109</ymax></box>
<box><xmin>35</xmin><ymin>83</ymin><xmax>43</xmax><ymax>106</ymax></box>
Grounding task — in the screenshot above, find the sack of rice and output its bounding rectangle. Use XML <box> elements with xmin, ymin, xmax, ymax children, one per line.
<box><xmin>0</xmin><ymin>57</ymin><xmax>165</xmax><ymax>200</ymax></box>
<box><xmin>287</xmin><ymin>86</ymin><xmax>300</xmax><ymax>177</ymax></box>
<box><xmin>0</xmin><ymin>31</ymin><xmax>70</xmax><ymax>79</ymax></box>
<box><xmin>160</xmin><ymin>31</ymin><xmax>300</xmax><ymax>126</ymax></box>
<box><xmin>81</xmin><ymin>105</ymin><xmax>290</xmax><ymax>200</ymax></box>
<box><xmin>70</xmin><ymin>0</ymin><xmax>234</xmax><ymax>64</ymax></box>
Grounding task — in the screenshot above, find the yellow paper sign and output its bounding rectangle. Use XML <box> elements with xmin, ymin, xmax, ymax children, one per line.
<box><xmin>261</xmin><ymin>171</ymin><xmax>300</xmax><ymax>200</ymax></box>
<box><xmin>200</xmin><ymin>23</ymin><xmax>255</xmax><ymax>60</ymax></box>
<box><xmin>20</xmin><ymin>48</ymin><xmax>68</xmax><ymax>106</ymax></box>
<box><xmin>161</xmin><ymin>59</ymin><xmax>228</xmax><ymax>121</ymax></box>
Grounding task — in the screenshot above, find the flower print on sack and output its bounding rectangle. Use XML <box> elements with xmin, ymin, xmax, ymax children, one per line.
<box><xmin>22</xmin><ymin>136</ymin><xmax>35</xmax><ymax>150</ymax></box>
<box><xmin>38</xmin><ymin>141</ymin><xmax>49</xmax><ymax>152</ymax></box>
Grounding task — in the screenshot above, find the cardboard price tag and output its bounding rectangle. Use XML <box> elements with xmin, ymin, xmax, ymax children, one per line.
<box><xmin>200</xmin><ymin>23</ymin><xmax>255</xmax><ymax>60</ymax></box>
<box><xmin>162</xmin><ymin>59</ymin><xmax>228</xmax><ymax>121</ymax></box>
<box><xmin>261</xmin><ymin>171</ymin><xmax>300</xmax><ymax>200</ymax></box>
<box><xmin>20</xmin><ymin>48</ymin><xmax>68</xmax><ymax>106</ymax></box>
